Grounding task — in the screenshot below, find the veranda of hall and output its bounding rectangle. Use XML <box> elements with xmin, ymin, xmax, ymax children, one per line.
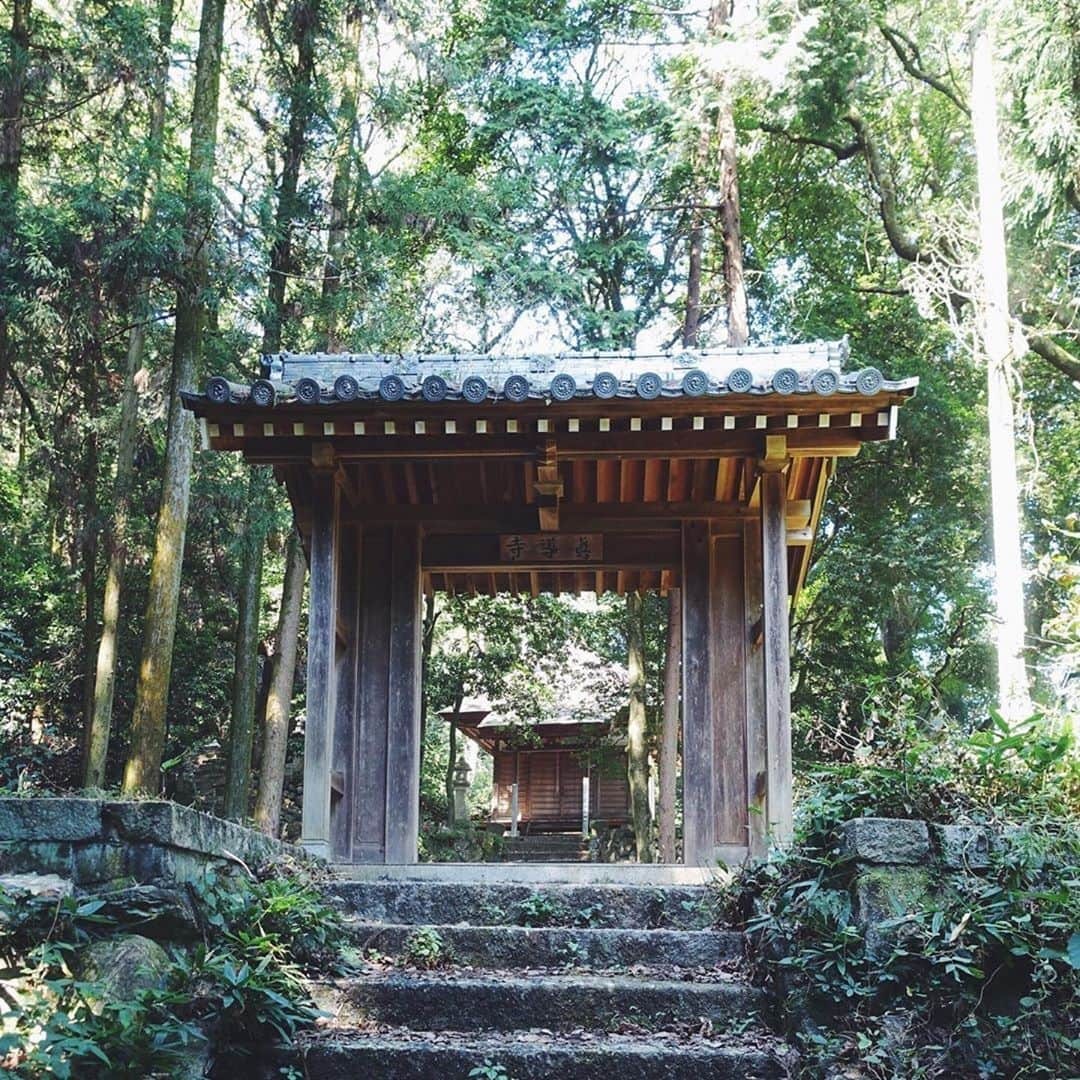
<box><xmin>183</xmin><ymin>341</ymin><xmax>916</xmax><ymax>868</ymax></box>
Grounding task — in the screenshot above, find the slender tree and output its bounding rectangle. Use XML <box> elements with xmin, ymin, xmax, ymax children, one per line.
<box><xmin>0</xmin><ymin>0</ymin><xmax>29</xmax><ymax>409</ymax></box>
<box><xmin>84</xmin><ymin>0</ymin><xmax>175</xmax><ymax>788</ymax></box>
<box><xmin>685</xmin><ymin>0</ymin><xmax>749</xmax><ymax>346</ymax></box>
<box><xmin>228</xmin><ymin>0</ymin><xmax>322</xmax><ymax>817</ymax></box>
<box><xmin>123</xmin><ymin>0</ymin><xmax>228</xmax><ymax>794</ymax></box>
<box><xmin>626</xmin><ymin>591</ymin><xmax>652</xmax><ymax>861</ymax></box>
<box><xmin>253</xmin><ymin>529</ymin><xmax>306</xmax><ymax>837</ymax></box>
<box><xmin>318</xmin><ymin>7</ymin><xmax>362</xmax><ymax>353</ymax></box>
<box><xmin>223</xmin><ymin>474</ymin><xmax>267</xmax><ymax>820</ymax></box>
<box><xmin>970</xmin><ymin>20</ymin><xmax>1033</xmax><ymax>722</ymax></box>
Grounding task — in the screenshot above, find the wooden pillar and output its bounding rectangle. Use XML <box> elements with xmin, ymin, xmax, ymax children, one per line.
<box><xmin>300</xmin><ymin>468</ymin><xmax>339</xmax><ymax>858</ymax></box>
<box><xmin>711</xmin><ymin>532</ymin><xmax>748</xmax><ymax>848</ymax></box>
<box><xmin>743</xmin><ymin>519</ymin><xmax>768</xmax><ymax>856</ymax></box>
<box><xmin>385</xmin><ymin>523</ymin><xmax>423</xmax><ymax>862</ymax></box>
<box><xmin>760</xmin><ymin>465</ymin><xmax>794</xmax><ymax>843</ymax></box>
<box><xmin>330</xmin><ymin>524</ymin><xmax>360</xmax><ymax>860</ymax></box>
<box><xmin>682</xmin><ymin>521</ymin><xmax>751</xmax><ymax>865</ymax></box>
<box><xmin>681</xmin><ymin>520</ymin><xmax>714</xmax><ymax>865</ymax></box>
<box><xmin>351</xmin><ymin>524</ymin><xmax>422</xmax><ymax>863</ymax></box>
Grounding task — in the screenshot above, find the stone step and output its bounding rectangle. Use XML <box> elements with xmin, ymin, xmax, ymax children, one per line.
<box><xmin>326</xmin><ymin>881</ymin><xmax>718</xmax><ymax>929</ymax></box>
<box><xmin>502</xmin><ymin>852</ymin><xmax>592</xmax><ymax>863</ymax></box>
<box><xmin>349</xmin><ymin>921</ymin><xmax>744</xmax><ymax>969</ymax></box>
<box><xmin>341</xmin><ymin>970</ymin><xmax>762</xmax><ymax>1032</ymax></box>
<box><xmin>503</xmin><ymin>840</ymin><xmax>588</xmax><ymax>850</ymax></box>
<box><xmin>505</xmin><ymin>835</ymin><xmax>587</xmax><ymax>845</ymax></box>
<box><xmin>300</xmin><ymin>1029</ymin><xmax>794</xmax><ymax>1079</ymax></box>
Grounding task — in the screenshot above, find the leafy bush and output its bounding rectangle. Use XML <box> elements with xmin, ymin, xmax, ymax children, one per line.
<box><xmin>401</xmin><ymin>927</ymin><xmax>450</xmax><ymax>969</ymax></box>
<box><xmin>0</xmin><ymin>863</ymin><xmax>343</xmax><ymax>1076</ymax></box>
<box><xmin>724</xmin><ymin>702</ymin><xmax>1080</xmax><ymax>1078</ymax></box>
<box><xmin>515</xmin><ymin>892</ymin><xmax>566</xmax><ymax>927</ymax></box>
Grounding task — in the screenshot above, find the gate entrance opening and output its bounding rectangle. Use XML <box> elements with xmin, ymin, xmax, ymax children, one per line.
<box><xmin>185</xmin><ymin>342</ymin><xmax>915</xmax><ymax>865</ymax></box>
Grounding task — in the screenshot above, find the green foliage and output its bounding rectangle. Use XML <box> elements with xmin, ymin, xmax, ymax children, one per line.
<box><xmin>468</xmin><ymin>1062</ymin><xmax>512</xmax><ymax>1080</ymax></box>
<box><xmin>0</xmin><ymin>864</ymin><xmax>342</xmax><ymax>1076</ymax></box>
<box><xmin>794</xmin><ymin>674</ymin><xmax>1080</xmax><ymax>826</ymax></box>
<box><xmin>515</xmin><ymin>891</ymin><xmax>566</xmax><ymax>927</ymax></box>
<box><xmin>401</xmin><ymin>927</ymin><xmax>451</xmax><ymax>970</ymax></box>
<box><xmin>418</xmin><ymin>821</ymin><xmax>505</xmax><ymax>863</ymax></box>
<box><xmin>725</xmin><ymin>694</ymin><xmax>1080</xmax><ymax>1078</ymax></box>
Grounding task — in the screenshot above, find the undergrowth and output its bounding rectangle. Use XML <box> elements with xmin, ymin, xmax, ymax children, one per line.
<box><xmin>724</xmin><ymin>695</ymin><xmax>1080</xmax><ymax>1079</ymax></box>
<box><xmin>0</xmin><ymin>858</ymin><xmax>345</xmax><ymax>1077</ymax></box>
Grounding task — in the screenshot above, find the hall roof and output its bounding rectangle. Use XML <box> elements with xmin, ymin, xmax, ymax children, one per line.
<box><xmin>192</xmin><ymin>338</ymin><xmax>915</xmax><ymax>407</ymax></box>
<box><xmin>182</xmin><ymin>340</ymin><xmax>918</xmax><ymax>599</ymax></box>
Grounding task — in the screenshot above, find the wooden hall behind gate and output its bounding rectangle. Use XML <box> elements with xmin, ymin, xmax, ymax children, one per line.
<box><xmin>183</xmin><ymin>341</ymin><xmax>916</xmax><ymax>866</ymax></box>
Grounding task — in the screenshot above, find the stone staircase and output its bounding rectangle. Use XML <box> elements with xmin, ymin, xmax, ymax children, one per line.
<box><xmin>301</xmin><ymin>878</ymin><xmax>795</xmax><ymax>1079</ymax></box>
<box><xmin>501</xmin><ymin>831</ymin><xmax>591</xmax><ymax>863</ymax></box>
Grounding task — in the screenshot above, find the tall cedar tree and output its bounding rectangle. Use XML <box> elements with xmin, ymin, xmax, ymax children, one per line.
<box><xmin>123</xmin><ymin>0</ymin><xmax>228</xmax><ymax>794</ymax></box>
<box><xmin>971</xmin><ymin>22</ymin><xmax>1033</xmax><ymax>722</ymax></box>
<box><xmin>84</xmin><ymin>0</ymin><xmax>176</xmax><ymax>788</ymax></box>
<box><xmin>0</xmin><ymin>0</ymin><xmax>29</xmax><ymax>409</ymax></box>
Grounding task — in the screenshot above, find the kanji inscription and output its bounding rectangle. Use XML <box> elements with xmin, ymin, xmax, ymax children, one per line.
<box><xmin>499</xmin><ymin>533</ymin><xmax>604</xmax><ymax>562</ymax></box>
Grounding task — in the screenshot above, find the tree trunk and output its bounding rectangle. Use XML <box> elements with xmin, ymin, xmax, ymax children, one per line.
<box><xmin>253</xmin><ymin>529</ymin><xmax>306</xmax><ymax>837</ymax></box>
<box><xmin>971</xmin><ymin>22</ymin><xmax>1032</xmax><ymax>723</ymax></box>
<box><xmin>123</xmin><ymin>0</ymin><xmax>228</xmax><ymax>795</ymax></box>
<box><xmin>319</xmin><ymin>8</ymin><xmax>362</xmax><ymax>353</ymax></box>
<box><xmin>710</xmin><ymin>0</ymin><xmax>748</xmax><ymax>347</ymax></box>
<box><xmin>223</xmin><ymin>473</ymin><xmax>267</xmax><ymax>820</ymax></box>
<box><xmin>658</xmin><ymin>588</ymin><xmax>681</xmax><ymax>862</ymax></box>
<box><xmin>445</xmin><ymin>692</ymin><xmax>463</xmax><ymax>825</ymax></box>
<box><xmin>78</xmin><ymin>343</ymin><xmax>100</xmax><ymax>774</ymax></box>
<box><xmin>626</xmin><ymin>592</ymin><xmax>652</xmax><ymax>862</ymax></box>
<box><xmin>84</xmin><ymin>0</ymin><xmax>175</xmax><ymax>789</ymax></box>
<box><xmin>260</xmin><ymin>0</ymin><xmax>318</xmax><ymax>356</ymax></box>
<box><xmin>681</xmin><ymin>218</ymin><xmax>704</xmax><ymax>346</ymax></box>
<box><xmin>0</xmin><ymin>0</ymin><xmax>30</xmax><ymax>408</ymax></box>
<box><xmin>419</xmin><ymin>593</ymin><xmax>438</xmax><ymax>769</ymax></box>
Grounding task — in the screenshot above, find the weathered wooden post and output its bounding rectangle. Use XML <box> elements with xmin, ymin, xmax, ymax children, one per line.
<box><xmin>300</xmin><ymin>452</ymin><xmax>339</xmax><ymax>858</ymax></box>
<box><xmin>759</xmin><ymin>435</ymin><xmax>794</xmax><ymax>844</ymax></box>
<box><xmin>509</xmin><ymin>783</ymin><xmax>520</xmax><ymax>838</ymax></box>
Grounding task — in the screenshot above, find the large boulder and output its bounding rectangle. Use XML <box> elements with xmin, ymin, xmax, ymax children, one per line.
<box><xmin>78</xmin><ymin>934</ymin><xmax>171</xmax><ymax>1009</ymax></box>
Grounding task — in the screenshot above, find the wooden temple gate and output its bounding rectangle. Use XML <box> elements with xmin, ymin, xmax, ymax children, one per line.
<box><xmin>184</xmin><ymin>342</ymin><xmax>915</xmax><ymax>865</ymax></box>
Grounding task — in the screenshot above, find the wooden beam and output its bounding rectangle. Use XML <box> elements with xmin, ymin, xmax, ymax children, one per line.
<box><xmin>534</xmin><ymin>440</ymin><xmax>562</xmax><ymax>531</ymax></box>
<box><xmin>226</xmin><ymin>427</ymin><xmax>877</xmax><ymax>465</ymax></box>
<box><xmin>340</xmin><ymin>498</ymin><xmax>813</xmax><ymax>528</ymax></box>
<box><xmin>422</xmin><ymin>531</ymin><xmax>680</xmax><ymax>572</ymax></box>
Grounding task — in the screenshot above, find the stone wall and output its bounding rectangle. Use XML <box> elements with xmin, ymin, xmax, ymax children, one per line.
<box><xmin>0</xmin><ymin>797</ymin><xmax>310</xmax><ymax>888</ymax></box>
<box><xmin>838</xmin><ymin>817</ymin><xmax>994</xmax><ymax>955</ymax></box>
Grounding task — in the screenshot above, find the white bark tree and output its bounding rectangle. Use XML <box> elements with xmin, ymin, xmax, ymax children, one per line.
<box><xmin>971</xmin><ymin>19</ymin><xmax>1033</xmax><ymax>723</ymax></box>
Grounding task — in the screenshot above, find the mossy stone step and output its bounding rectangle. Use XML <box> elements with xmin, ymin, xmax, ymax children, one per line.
<box><xmin>326</xmin><ymin>880</ymin><xmax>718</xmax><ymax>929</ymax></box>
<box><xmin>342</xmin><ymin>970</ymin><xmax>763</xmax><ymax>1031</ymax></box>
<box><xmin>348</xmin><ymin>921</ymin><xmax>743</xmax><ymax>969</ymax></box>
<box><xmin>300</xmin><ymin>1029</ymin><xmax>794</xmax><ymax>1079</ymax></box>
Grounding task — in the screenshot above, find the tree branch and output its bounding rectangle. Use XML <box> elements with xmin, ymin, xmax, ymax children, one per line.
<box><xmin>9</xmin><ymin>368</ymin><xmax>45</xmax><ymax>441</ymax></box>
<box><xmin>879</xmin><ymin>24</ymin><xmax>969</xmax><ymax>116</ymax></box>
<box><xmin>752</xmin><ymin>120</ymin><xmax>862</xmax><ymax>160</ymax></box>
<box><xmin>1025</xmin><ymin>331</ymin><xmax>1080</xmax><ymax>383</ymax></box>
<box><xmin>844</xmin><ymin>109</ymin><xmax>922</xmax><ymax>263</ymax></box>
